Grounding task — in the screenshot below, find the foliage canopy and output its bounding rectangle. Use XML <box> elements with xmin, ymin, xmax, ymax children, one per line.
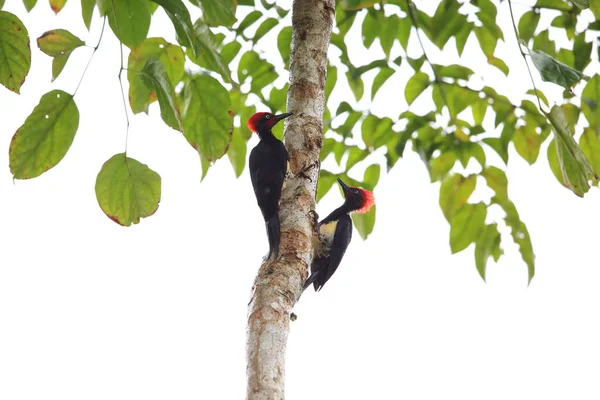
<box><xmin>1</xmin><ymin>0</ymin><xmax>599</xmax><ymax>282</ymax></box>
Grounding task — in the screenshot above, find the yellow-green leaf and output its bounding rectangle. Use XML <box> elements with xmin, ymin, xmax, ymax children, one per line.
<box><xmin>405</xmin><ymin>71</ymin><xmax>430</xmax><ymax>105</ymax></box>
<box><xmin>439</xmin><ymin>173</ymin><xmax>477</xmax><ymax>221</ymax></box>
<box><xmin>95</xmin><ymin>153</ymin><xmax>161</xmax><ymax>226</ymax></box>
<box><xmin>37</xmin><ymin>29</ymin><xmax>85</xmax><ymax>81</ymax></box>
<box><xmin>182</xmin><ymin>74</ymin><xmax>233</xmax><ymax>161</ymax></box>
<box><xmin>352</xmin><ymin>205</ymin><xmax>376</xmax><ymax>240</ymax></box>
<box><xmin>0</xmin><ymin>11</ymin><xmax>31</xmax><ymax>93</ymax></box>
<box><xmin>9</xmin><ymin>90</ymin><xmax>79</xmax><ymax>179</ymax></box>
<box><xmin>128</xmin><ymin>38</ymin><xmax>184</xmax><ymax>114</ymax></box>
<box><xmin>449</xmin><ymin>202</ymin><xmax>487</xmax><ymax>254</ymax></box>
<box><xmin>50</xmin><ymin>0</ymin><xmax>67</xmax><ymax>13</ymax></box>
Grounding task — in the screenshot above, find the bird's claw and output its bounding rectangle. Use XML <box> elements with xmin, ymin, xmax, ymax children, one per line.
<box><xmin>295</xmin><ymin>160</ymin><xmax>320</xmax><ymax>182</ymax></box>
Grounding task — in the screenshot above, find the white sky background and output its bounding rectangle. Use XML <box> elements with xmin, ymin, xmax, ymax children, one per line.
<box><xmin>1</xmin><ymin>1</ymin><xmax>600</xmax><ymax>399</ymax></box>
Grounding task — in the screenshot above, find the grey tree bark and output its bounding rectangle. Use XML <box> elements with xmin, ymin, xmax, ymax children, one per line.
<box><xmin>245</xmin><ymin>0</ymin><xmax>335</xmax><ymax>399</ymax></box>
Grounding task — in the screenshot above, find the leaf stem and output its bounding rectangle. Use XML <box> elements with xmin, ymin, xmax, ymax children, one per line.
<box><xmin>507</xmin><ymin>0</ymin><xmax>545</xmax><ymax>112</ymax></box>
<box><xmin>118</xmin><ymin>43</ymin><xmax>131</xmax><ymax>154</ymax></box>
<box><xmin>73</xmin><ymin>16</ymin><xmax>107</xmax><ymax>96</ymax></box>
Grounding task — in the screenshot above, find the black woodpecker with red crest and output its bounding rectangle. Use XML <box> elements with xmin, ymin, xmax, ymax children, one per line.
<box><xmin>247</xmin><ymin>111</ymin><xmax>293</xmax><ymax>259</ymax></box>
<box><xmin>304</xmin><ymin>178</ymin><xmax>375</xmax><ymax>292</ymax></box>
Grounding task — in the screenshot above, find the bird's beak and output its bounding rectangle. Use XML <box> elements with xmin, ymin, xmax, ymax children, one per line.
<box><xmin>337</xmin><ymin>178</ymin><xmax>351</xmax><ymax>197</ymax></box>
<box><xmin>274</xmin><ymin>112</ymin><xmax>293</xmax><ymax>122</ymax></box>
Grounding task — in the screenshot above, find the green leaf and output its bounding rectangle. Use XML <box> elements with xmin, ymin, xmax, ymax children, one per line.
<box><xmin>579</xmin><ymin>128</ymin><xmax>600</xmax><ymax>185</ymax></box>
<box><xmin>407</xmin><ymin>56</ymin><xmax>425</xmax><ymax>71</ymax></box>
<box><xmin>192</xmin><ymin>0</ymin><xmax>236</xmax><ymax>27</ymax></box>
<box><xmin>9</xmin><ymin>90</ymin><xmax>79</xmax><ymax>179</ymax></box>
<box><xmin>362</xmin><ymin>11</ymin><xmax>378</xmax><ymax>48</ymax></box>
<box><xmin>380</xmin><ymin>15</ymin><xmax>399</xmax><ymax>56</ymax></box>
<box><xmin>352</xmin><ymin>205</ymin><xmax>376</xmax><ymax>240</ymax></box>
<box><xmin>363</xmin><ymin>163</ymin><xmax>380</xmax><ymax>191</ymax></box>
<box><xmin>371</xmin><ymin>68</ymin><xmax>394</xmax><ymax>101</ymax></box>
<box><xmin>361</xmin><ymin>114</ymin><xmax>393</xmax><ymax>150</ymax></box>
<box><xmin>518</xmin><ymin>10</ymin><xmax>540</xmax><ymax>43</ymax></box>
<box><xmin>104</xmin><ymin>0</ymin><xmax>150</xmax><ymax>49</ymax></box>
<box><xmin>397</xmin><ymin>15</ymin><xmax>411</xmax><ymax>51</ymax></box>
<box><xmin>50</xmin><ymin>0</ymin><xmax>67</xmax><ymax>13</ymax></box>
<box><xmin>253</xmin><ymin>17</ymin><xmax>277</xmax><ymax>42</ymax></box>
<box><xmin>316</xmin><ymin>170</ymin><xmax>337</xmax><ymax>202</ymax></box>
<box><xmin>182</xmin><ymin>74</ymin><xmax>233</xmax><ymax>161</ymax></box>
<box><xmin>449</xmin><ymin>202</ymin><xmax>487</xmax><ymax>254</ymax></box>
<box><xmin>573</xmin><ymin>32</ymin><xmax>592</xmax><ymax>72</ymax></box>
<box><xmin>547</xmin><ymin>105</ymin><xmax>598</xmax><ymax>196</ymax></box>
<box><xmin>570</xmin><ymin>0</ymin><xmax>589</xmax><ymax>9</ymax></box>
<box><xmin>0</xmin><ymin>11</ymin><xmax>31</xmax><ymax>93</ymax></box>
<box><xmin>340</xmin><ymin>0</ymin><xmax>378</xmax><ymax>10</ymax></box>
<box><xmin>444</xmin><ymin>84</ymin><xmax>478</xmax><ymax>120</ymax></box>
<box><xmin>529</xmin><ymin>48</ymin><xmax>584</xmax><ymax>89</ymax></box>
<box><xmin>513</xmin><ymin>123</ymin><xmax>542</xmax><ymax>164</ymax></box>
<box><xmin>474</xmin><ymin>223</ymin><xmax>502</xmax><ymax>281</ymax></box>
<box><xmin>227</xmin><ymin>128</ymin><xmax>246</xmax><ymax>178</ymax></box>
<box><xmin>277</xmin><ymin>26</ymin><xmax>292</xmax><ymax>67</ymax></box>
<box><xmin>431</xmin><ymin>0</ymin><xmax>465</xmax><ymax>49</ymax></box>
<box><xmin>405</xmin><ymin>72</ymin><xmax>430</xmax><ymax>105</ymax></box>
<box><xmin>81</xmin><ymin>0</ymin><xmax>95</xmax><ymax>29</ymax></box>
<box><xmin>189</xmin><ymin>19</ymin><xmax>231</xmax><ymax>81</ymax></box>
<box><xmin>128</xmin><ymin>38</ymin><xmax>184</xmax><ymax>114</ymax></box>
<box><xmin>488</xmin><ymin>57</ymin><xmax>509</xmax><ymax>76</ymax></box>
<box><xmin>435</xmin><ymin>64</ymin><xmax>474</xmax><ymax>80</ymax></box>
<box><xmin>454</xmin><ymin>21</ymin><xmax>472</xmax><ymax>56</ymax></box>
<box><xmin>326</xmin><ymin>64</ymin><xmax>337</xmax><ymax>99</ymax></box>
<box><xmin>95</xmin><ymin>153</ymin><xmax>161</xmax><ymax>226</ymax></box>
<box><xmin>526</xmin><ymin>89</ymin><xmax>549</xmax><ymax>107</ymax></box>
<box><xmin>236</xmin><ymin>10</ymin><xmax>261</xmax><ymax>33</ymax></box>
<box><xmin>238</xmin><ymin>50</ymin><xmax>276</xmax><ymax>92</ymax></box>
<box><xmin>591</xmin><ymin>0</ymin><xmax>600</xmax><ymax>18</ymax></box>
<box><xmin>439</xmin><ymin>173</ymin><xmax>477</xmax><ymax>221</ymax></box>
<box><xmin>37</xmin><ymin>29</ymin><xmax>85</xmax><ymax>81</ymax></box>
<box><xmin>472</xmin><ymin>97</ymin><xmax>487</xmax><ymax>125</ymax></box>
<box><xmin>430</xmin><ymin>151</ymin><xmax>457</xmax><ymax>182</ymax></box>
<box><xmin>139</xmin><ymin>57</ymin><xmax>182</xmax><ymax>131</ymax></box>
<box><xmin>482</xmin><ymin>166</ymin><xmax>508</xmax><ymax>201</ymax></box>
<box><xmin>346</xmin><ymin>70</ymin><xmax>364</xmax><ymax>101</ymax></box>
<box><xmin>474</xmin><ymin>25</ymin><xmax>497</xmax><ymax>58</ymax></box>
<box><xmin>581</xmin><ymin>74</ymin><xmax>599</xmax><ymax>133</ymax></box>
<box><xmin>150</xmin><ymin>0</ymin><xmax>198</xmax><ymax>56</ymax></box>
<box><xmin>23</xmin><ymin>0</ymin><xmax>38</xmax><ymax>11</ymax></box>
<box><xmin>221</xmin><ymin>40</ymin><xmax>241</xmax><ymax>64</ymax></box>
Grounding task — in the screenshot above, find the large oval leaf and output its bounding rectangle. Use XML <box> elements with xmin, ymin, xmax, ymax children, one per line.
<box><xmin>9</xmin><ymin>90</ymin><xmax>79</xmax><ymax>179</ymax></box>
<box><xmin>182</xmin><ymin>74</ymin><xmax>232</xmax><ymax>161</ymax></box>
<box><xmin>104</xmin><ymin>0</ymin><xmax>150</xmax><ymax>49</ymax></box>
<box><xmin>0</xmin><ymin>11</ymin><xmax>31</xmax><ymax>93</ymax></box>
<box><xmin>95</xmin><ymin>153</ymin><xmax>161</xmax><ymax>226</ymax></box>
<box><xmin>128</xmin><ymin>38</ymin><xmax>184</xmax><ymax>114</ymax></box>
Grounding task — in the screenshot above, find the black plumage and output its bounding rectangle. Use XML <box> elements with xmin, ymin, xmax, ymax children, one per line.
<box><xmin>248</xmin><ymin>112</ymin><xmax>292</xmax><ymax>259</ymax></box>
<box><xmin>304</xmin><ymin>178</ymin><xmax>375</xmax><ymax>292</ymax></box>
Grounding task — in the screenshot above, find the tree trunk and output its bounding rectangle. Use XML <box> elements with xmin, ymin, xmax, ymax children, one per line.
<box><xmin>245</xmin><ymin>0</ymin><xmax>335</xmax><ymax>399</ymax></box>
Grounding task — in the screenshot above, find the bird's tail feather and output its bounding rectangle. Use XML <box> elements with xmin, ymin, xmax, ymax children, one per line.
<box><xmin>266</xmin><ymin>214</ymin><xmax>280</xmax><ymax>259</ymax></box>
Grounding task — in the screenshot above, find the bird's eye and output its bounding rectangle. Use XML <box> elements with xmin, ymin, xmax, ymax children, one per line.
<box><xmin>265</xmin><ymin>114</ymin><xmax>271</xmax><ymax>119</ymax></box>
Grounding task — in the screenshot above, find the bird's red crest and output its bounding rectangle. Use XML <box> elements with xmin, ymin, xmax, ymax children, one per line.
<box><xmin>247</xmin><ymin>112</ymin><xmax>273</xmax><ymax>133</ymax></box>
<box><xmin>356</xmin><ymin>188</ymin><xmax>375</xmax><ymax>214</ymax></box>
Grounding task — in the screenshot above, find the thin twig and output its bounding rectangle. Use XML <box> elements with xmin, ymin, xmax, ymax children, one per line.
<box><xmin>117</xmin><ymin>43</ymin><xmax>131</xmax><ymax>154</ymax></box>
<box><xmin>507</xmin><ymin>0</ymin><xmax>545</xmax><ymax>112</ymax></box>
<box><xmin>73</xmin><ymin>17</ymin><xmax>107</xmax><ymax>96</ymax></box>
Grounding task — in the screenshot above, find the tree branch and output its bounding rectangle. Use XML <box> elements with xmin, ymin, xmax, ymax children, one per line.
<box><xmin>245</xmin><ymin>0</ymin><xmax>335</xmax><ymax>399</ymax></box>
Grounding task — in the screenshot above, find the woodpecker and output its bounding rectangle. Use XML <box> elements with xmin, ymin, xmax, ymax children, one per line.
<box><xmin>304</xmin><ymin>178</ymin><xmax>375</xmax><ymax>292</ymax></box>
<box><xmin>248</xmin><ymin>111</ymin><xmax>293</xmax><ymax>259</ymax></box>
